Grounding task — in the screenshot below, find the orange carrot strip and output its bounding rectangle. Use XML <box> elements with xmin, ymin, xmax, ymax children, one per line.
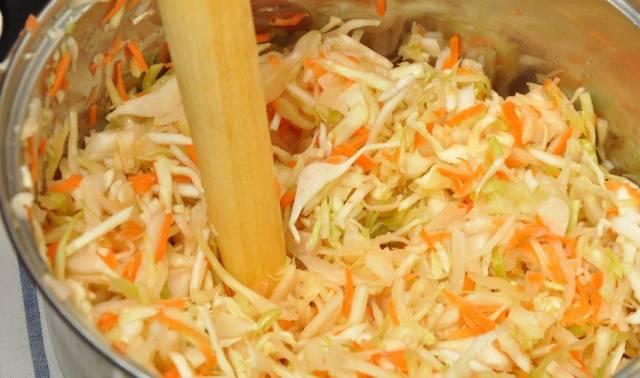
<box><xmin>104</xmin><ymin>33</ymin><xmax>123</xmax><ymax>65</ymax></box>
<box><xmin>375</xmin><ymin>0</ymin><xmax>387</xmax><ymax>17</ymax></box>
<box><xmin>544</xmin><ymin>245</ymin><xmax>567</xmax><ymax>283</ymax></box>
<box><xmin>463</xmin><ymin>275</ymin><xmax>475</xmax><ymax>291</ymax></box>
<box><xmin>342</xmin><ymin>269</ymin><xmax>354</xmax><ymax>317</ymax></box>
<box><xmin>102</xmin><ymin>0</ymin><xmax>126</xmax><ymax>24</ymax></box>
<box><xmin>526</xmin><ymin>271</ymin><xmax>545</xmax><ymax>284</ymax></box>
<box><xmin>280</xmin><ymin>189</ymin><xmax>296</xmax><ymax>208</ymax></box>
<box><xmin>113</xmin><ymin>220</ymin><xmax>144</xmax><ymax>242</ymax></box>
<box><xmin>47</xmin><ymin>242</ymin><xmax>59</xmax><ymax>266</ymax></box>
<box><xmin>550</xmin><ymin>127</ymin><xmax>573</xmax><ymax>155</ymax></box>
<box><xmin>50</xmin><ymin>52</ymin><xmax>71</xmax><ymax>97</ymax></box>
<box><xmin>127</xmin><ymin>41</ymin><xmax>148</xmax><ymax>72</ymax></box>
<box><xmin>99</xmin><ymin>248</ymin><xmax>118</xmax><ymax>270</ymax></box>
<box><xmin>154</xmin><ymin>297</ymin><xmax>188</xmax><ymax>309</ymax></box>
<box><xmin>371</xmin><ymin>350</ymin><xmax>407</xmax><ymax>373</ymax></box>
<box><xmin>153</xmin><ymin>311</ymin><xmax>217</xmax><ymax>369</ymax></box>
<box><xmin>436</xmin><ymin>167</ymin><xmax>470</xmax><ymax>181</ymax></box>
<box><xmin>184</xmin><ymin>144</ymin><xmax>198</xmax><ymax>164</ymax></box>
<box><xmin>122</xmin><ymin>252</ymin><xmax>142</xmax><ymax>282</ymax></box>
<box><xmin>605</xmin><ymin>181</ymin><xmax>640</xmax><ymax>203</ymax></box>
<box><xmin>256</xmin><ymin>33</ymin><xmax>272</xmax><ymax>44</ymax></box>
<box><xmin>502</xmin><ymin>102</ymin><xmax>523</xmax><ymax>146</ymax></box>
<box><xmin>128</xmin><ymin>173</ymin><xmax>157</xmax><ymax>194</ymax></box>
<box><xmin>303</xmin><ymin>58</ymin><xmax>327</xmax><ymax>77</ymax></box>
<box><xmin>87</xmin><ymin>104</ymin><xmax>98</xmax><ymax>127</ymax></box>
<box><xmin>443</xmin><ymin>290</ymin><xmax>497</xmax><ymax>332</ymax></box>
<box><xmin>420</xmin><ymin>229</ymin><xmax>450</xmax><ymax>248</ymax></box>
<box><xmin>278</xmin><ymin>319</ymin><xmax>295</xmax><ymax>330</ymax></box>
<box><xmin>414</xmin><ymin>132</ymin><xmax>427</xmax><ymax>149</ymax></box>
<box><xmin>155</xmin><ymin>213</ymin><xmax>174</xmax><ymax>263</ymax></box>
<box><xmin>267</xmin><ymin>55</ymin><xmax>280</xmax><ymax>66</ymax></box>
<box><xmin>269</xmin><ymin>13</ymin><xmax>307</xmax><ymax>27</ymax></box>
<box><xmin>38</xmin><ymin>137</ymin><xmax>47</xmax><ymax>155</ymax></box>
<box><xmin>447</xmin><ymin>104</ymin><xmax>486</xmax><ymax>126</ymax></box>
<box><xmin>49</xmin><ymin>175</ymin><xmax>83</xmax><ymax>193</ymax></box>
<box><xmin>505</xmin><ymin>147</ymin><xmax>531</xmax><ymax>169</ymax></box>
<box><xmin>443</xmin><ymin>35</ymin><xmax>460</xmax><ymax>70</ymax></box>
<box><xmin>25</xmin><ymin>14</ymin><xmax>40</xmax><ymax>32</ymax></box>
<box><xmin>114</xmin><ymin>60</ymin><xmax>129</xmax><ymax>101</ymax></box>
<box><xmin>97</xmin><ymin>312</ymin><xmax>119</xmax><ymax>333</ymax></box>
<box><xmin>387</xmin><ymin>299</ymin><xmax>400</xmax><ymax>326</ymax></box>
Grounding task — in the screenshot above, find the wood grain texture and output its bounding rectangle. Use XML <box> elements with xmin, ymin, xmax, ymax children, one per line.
<box><xmin>158</xmin><ymin>0</ymin><xmax>285</xmax><ymax>290</ymax></box>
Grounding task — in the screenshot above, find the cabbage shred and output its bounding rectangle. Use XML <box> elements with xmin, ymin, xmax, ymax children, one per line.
<box><xmin>16</xmin><ymin>18</ymin><xmax>640</xmax><ymax>378</ymax></box>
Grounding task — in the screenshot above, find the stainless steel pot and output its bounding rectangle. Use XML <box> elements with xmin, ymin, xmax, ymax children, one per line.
<box><xmin>1</xmin><ymin>1</ymin><xmax>639</xmax><ymax>377</ymax></box>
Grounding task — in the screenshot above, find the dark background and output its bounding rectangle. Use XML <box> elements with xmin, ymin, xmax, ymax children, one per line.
<box><xmin>0</xmin><ymin>0</ymin><xmax>49</xmax><ymax>59</ymax></box>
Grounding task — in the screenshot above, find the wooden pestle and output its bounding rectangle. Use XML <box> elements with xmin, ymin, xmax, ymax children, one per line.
<box><xmin>158</xmin><ymin>0</ymin><xmax>286</xmax><ymax>290</ymax></box>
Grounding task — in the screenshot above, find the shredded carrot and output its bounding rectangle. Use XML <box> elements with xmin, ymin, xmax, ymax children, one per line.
<box><xmin>26</xmin><ymin>136</ymin><xmax>38</xmax><ymax>180</ymax></box>
<box><xmin>99</xmin><ymin>248</ymin><xmax>118</xmax><ymax>270</ymax></box>
<box><xmin>50</xmin><ymin>52</ymin><xmax>71</xmax><ymax>97</ymax></box>
<box><xmin>87</xmin><ymin>104</ymin><xmax>98</xmax><ymax>128</ymax></box>
<box><xmin>38</xmin><ymin>137</ymin><xmax>47</xmax><ymax>156</ymax></box>
<box><xmin>303</xmin><ymin>58</ymin><xmax>327</xmax><ymax>77</ymax></box>
<box><xmin>544</xmin><ymin>245</ymin><xmax>567</xmax><ymax>283</ymax></box>
<box><xmin>122</xmin><ymin>252</ymin><xmax>142</xmax><ymax>282</ymax></box>
<box><xmin>375</xmin><ymin>0</ymin><xmax>387</xmax><ymax>17</ymax></box>
<box><xmin>267</xmin><ymin>55</ymin><xmax>281</xmax><ymax>66</ymax></box>
<box><xmin>420</xmin><ymin>229</ymin><xmax>450</xmax><ymax>248</ymax></box>
<box><xmin>154</xmin><ymin>297</ymin><xmax>188</xmax><ymax>309</ymax></box>
<box><xmin>505</xmin><ymin>147</ymin><xmax>531</xmax><ymax>169</ymax></box>
<box><xmin>329</xmin><ymin>128</ymin><xmax>376</xmax><ymax>171</ymax></box>
<box><xmin>550</xmin><ymin>127</ymin><xmax>573</xmax><ymax>155</ymax></box>
<box><xmin>278</xmin><ymin>319</ymin><xmax>295</xmax><ymax>330</ymax></box>
<box><xmin>25</xmin><ymin>14</ymin><xmax>40</xmax><ymax>32</ymax></box>
<box><xmin>463</xmin><ymin>275</ymin><xmax>475</xmax><ymax>291</ymax></box>
<box><xmin>312</xmin><ymin>371</ymin><xmax>331</xmax><ymax>378</ymax></box>
<box><xmin>162</xmin><ymin>365</ymin><xmax>180</xmax><ymax>378</ymax></box>
<box><xmin>324</xmin><ymin>155</ymin><xmax>345</xmax><ymax>164</ymax></box>
<box><xmin>256</xmin><ymin>32</ymin><xmax>272</xmax><ymax>44</ymax></box>
<box><xmin>153</xmin><ymin>311</ymin><xmax>217</xmax><ymax>369</ymax></box>
<box><xmin>414</xmin><ymin>132</ymin><xmax>427</xmax><ymax>149</ymax></box>
<box><xmin>269</xmin><ymin>13</ymin><xmax>307</xmax><ymax>27</ymax></box>
<box><xmin>443</xmin><ymin>35</ymin><xmax>460</xmax><ymax>70</ymax></box>
<box><xmin>97</xmin><ymin>312</ymin><xmax>119</xmax><ymax>332</ymax></box>
<box><xmin>446</xmin><ymin>103</ymin><xmax>486</xmax><ymax>125</ymax></box>
<box><xmin>386</xmin><ymin>299</ymin><xmax>400</xmax><ymax>326</ymax></box>
<box><xmin>49</xmin><ymin>175</ymin><xmax>83</xmax><ymax>193</ymax></box>
<box><xmin>342</xmin><ymin>269</ymin><xmax>354</xmax><ymax>317</ymax></box>
<box><xmin>114</xmin><ymin>60</ymin><xmax>129</xmax><ymax>101</ymax></box>
<box><xmin>371</xmin><ymin>350</ymin><xmax>407</xmax><ymax>373</ymax></box>
<box><xmin>502</xmin><ymin>102</ymin><xmax>523</xmax><ymax>146</ymax></box>
<box><xmin>155</xmin><ymin>213</ymin><xmax>174</xmax><ymax>263</ymax></box>
<box><xmin>184</xmin><ymin>144</ymin><xmax>198</xmax><ymax>164</ymax></box>
<box><xmin>47</xmin><ymin>242</ymin><xmax>59</xmax><ymax>266</ymax></box>
<box><xmin>102</xmin><ymin>0</ymin><xmax>126</xmax><ymax>24</ymax></box>
<box><xmin>443</xmin><ymin>289</ymin><xmax>497</xmax><ymax>332</ymax></box>
<box><xmin>113</xmin><ymin>220</ymin><xmax>145</xmax><ymax>242</ymax></box>
<box><xmin>128</xmin><ymin>173</ymin><xmax>157</xmax><ymax>194</ymax></box>
<box><xmin>127</xmin><ymin>41</ymin><xmax>148</xmax><ymax>72</ymax></box>
<box><xmin>172</xmin><ymin>175</ymin><xmax>192</xmax><ymax>184</ymax></box>
<box><xmin>605</xmin><ymin>181</ymin><xmax>640</xmax><ymax>203</ymax></box>
<box><xmin>436</xmin><ymin>167</ymin><xmax>470</xmax><ymax>181</ymax></box>
<box><xmin>104</xmin><ymin>33</ymin><xmax>123</xmax><ymax>65</ymax></box>
<box><xmin>112</xmin><ymin>340</ymin><xmax>127</xmax><ymax>353</ymax></box>
<box><xmin>526</xmin><ymin>271</ymin><xmax>545</xmax><ymax>284</ymax></box>
<box><xmin>280</xmin><ymin>189</ymin><xmax>296</xmax><ymax>208</ymax></box>
<box><xmin>495</xmin><ymin>170</ymin><xmax>510</xmax><ymax>181</ymax></box>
